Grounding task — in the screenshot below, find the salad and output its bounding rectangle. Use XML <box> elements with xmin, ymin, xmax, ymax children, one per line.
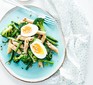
<box><xmin>1</xmin><ymin>18</ymin><xmax>58</xmax><ymax>70</ymax></box>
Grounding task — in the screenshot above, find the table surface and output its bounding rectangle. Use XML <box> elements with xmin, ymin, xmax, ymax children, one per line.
<box><xmin>0</xmin><ymin>0</ymin><xmax>93</xmax><ymax>85</ymax></box>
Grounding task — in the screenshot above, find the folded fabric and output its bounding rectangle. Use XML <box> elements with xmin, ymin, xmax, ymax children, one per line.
<box><xmin>41</xmin><ymin>0</ymin><xmax>90</xmax><ymax>85</ymax></box>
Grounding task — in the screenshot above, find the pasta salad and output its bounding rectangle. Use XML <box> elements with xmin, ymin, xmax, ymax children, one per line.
<box><xmin>1</xmin><ymin>18</ymin><xmax>58</xmax><ymax>70</ymax></box>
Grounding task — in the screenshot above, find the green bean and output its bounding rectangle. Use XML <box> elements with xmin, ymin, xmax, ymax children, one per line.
<box><xmin>44</xmin><ymin>43</ymin><xmax>50</xmax><ymax>52</ymax></box>
<box><xmin>15</xmin><ymin>41</ymin><xmax>22</xmax><ymax>52</ymax></box>
<box><xmin>2</xmin><ymin>39</ymin><xmax>9</xmax><ymax>43</ymax></box>
<box><xmin>13</xmin><ymin>23</ymin><xmax>18</xmax><ymax>29</ymax></box>
<box><xmin>39</xmin><ymin>60</ymin><xmax>54</xmax><ymax>64</ymax></box>
<box><xmin>46</xmin><ymin>51</ymin><xmax>52</xmax><ymax>61</ymax></box>
<box><xmin>28</xmin><ymin>50</ymin><xmax>35</xmax><ymax>62</ymax></box>
<box><xmin>11</xmin><ymin>21</ymin><xmax>19</xmax><ymax>29</ymax></box>
<box><xmin>25</xmin><ymin>62</ymin><xmax>32</xmax><ymax>70</ymax></box>
<box><xmin>28</xmin><ymin>50</ymin><xmax>37</xmax><ymax>62</ymax></box>
<box><xmin>7</xmin><ymin>51</ymin><xmax>14</xmax><ymax>64</ymax></box>
<box><xmin>46</xmin><ymin>35</ymin><xmax>58</xmax><ymax>42</ymax></box>
<box><xmin>46</xmin><ymin>37</ymin><xmax>58</xmax><ymax>46</ymax></box>
<box><xmin>11</xmin><ymin>30</ymin><xmax>19</xmax><ymax>37</ymax></box>
<box><xmin>7</xmin><ymin>37</ymin><xmax>18</xmax><ymax>42</ymax></box>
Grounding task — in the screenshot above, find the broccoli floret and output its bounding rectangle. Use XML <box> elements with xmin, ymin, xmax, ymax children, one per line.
<box><xmin>13</xmin><ymin>54</ymin><xmax>32</xmax><ymax>64</ymax></box>
<box><xmin>13</xmin><ymin>56</ymin><xmax>21</xmax><ymax>63</ymax></box>
<box><xmin>33</xmin><ymin>18</ymin><xmax>45</xmax><ymax>31</ymax></box>
<box><xmin>1</xmin><ymin>26</ymin><xmax>13</xmax><ymax>37</ymax></box>
<box><xmin>1</xmin><ymin>21</ymin><xmax>27</xmax><ymax>38</ymax></box>
<box><xmin>1</xmin><ymin>24</ymin><xmax>19</xmax><ymax>38</ymax></box>
<box><xmin>13</xmin><ymin>54</ymin><xmax>24</xmax><ymax>63</ymax></box>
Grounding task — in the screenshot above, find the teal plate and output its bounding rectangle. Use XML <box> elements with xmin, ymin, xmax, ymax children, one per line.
<box><xmin>0</xmin><ymin>6</ymin><xmax>65</xmax><ymax>82</ymax></box>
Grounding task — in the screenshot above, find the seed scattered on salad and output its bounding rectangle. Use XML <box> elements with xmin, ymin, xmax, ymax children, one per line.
<box><xmin>0</xmin><ymin>17</ymin><xmax>58</xmax><ymax>70</ymax></box>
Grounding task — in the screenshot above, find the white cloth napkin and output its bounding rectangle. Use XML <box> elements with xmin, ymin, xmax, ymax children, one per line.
<box><xmin>0</xmin><ymin>0</ymin><xmax>90</xmax><ymax>85</ymax></box>
<box><xmin>42</xmin><ymin>0</ymin><xmax>90</xmax><ymax>85</ymax></box>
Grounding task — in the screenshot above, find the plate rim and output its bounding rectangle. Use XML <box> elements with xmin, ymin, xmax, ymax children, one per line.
<box><xmin>0</xmin><ymin>5</ymin><xmax>66</xmax><ymax>83</ymax></box>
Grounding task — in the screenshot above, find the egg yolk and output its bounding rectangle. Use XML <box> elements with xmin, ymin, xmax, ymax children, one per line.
<box><xmin>32</xmin><ymin>43</ymin><xmax>44</xmax><ymax>54</ymax></box>
<box><xmin>22</xmin><ymin>25</ymin><xmax>32</xmax><ymax>34</ymax></box>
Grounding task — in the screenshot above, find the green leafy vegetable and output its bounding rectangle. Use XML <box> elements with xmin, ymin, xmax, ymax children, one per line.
<box><xmin>33</xmin><ymin>18</ymin><xmax>45</xmax><ymax>31</ymax></box>
<box><xmin>13</xmin><ymin>54</ymin><xmax>32</xmax><ymax>64</ymax></box>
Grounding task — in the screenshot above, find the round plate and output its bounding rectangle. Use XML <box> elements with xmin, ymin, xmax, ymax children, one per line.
<box><xmin>0</xmin><ymin>6</ymin><xmax>65</xmax><ymax>82</ymax></box>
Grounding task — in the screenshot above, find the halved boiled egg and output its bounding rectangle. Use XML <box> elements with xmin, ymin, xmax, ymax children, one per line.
<box><xmin>21</xmin><ymin>24</ymin><xmax>38</xmax><ymax>37</ymax></box>
<box><xmin>30</xmin><ymin>39</ymin><xmax>47</xmax><ymax>59</ymax></box>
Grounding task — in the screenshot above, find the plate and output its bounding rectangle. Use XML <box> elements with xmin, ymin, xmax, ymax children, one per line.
<box><xmin>0</xmin><ymin>5</ymin><xmax>65</xmax><ymax>82</ymax></box>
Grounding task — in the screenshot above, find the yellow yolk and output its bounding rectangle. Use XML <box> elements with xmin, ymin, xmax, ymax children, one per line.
<box><xmin>22</xmin><ymin>25</ymin><xmax>32</xmax><ymax>34</ymax></box>
<box><xmin>32</xmin><ymin>43</ymin><xmax>44</xmax><ymax>54</ymax></box>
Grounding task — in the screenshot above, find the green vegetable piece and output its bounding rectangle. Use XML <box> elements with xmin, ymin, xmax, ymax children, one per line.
<box><xmin>11</xmin><ymin>30</ymin><xmax>19</xmax><ymax>37</ymax></box>
<box><xmin>33</xmin><ymin>56</ymin><xmax>38</xmax><ymax>62</ymax></box>
<box><xmin>46</xmin><ymin>35</ymin><xmax>58</xmax><ymax>42</ymax></box>
<box><xmin>13</xmin><ymin>56</ymin><xmax>20</xmax><ymax>63</ymax></box>
<box><xmin>13</xmin><ymin>54</ymin><xmax>30</xmax><ymax>64</ymax></box>
<box><xmin>11</xmin><ymin>21</ymin><xmax>19</xmax><ymax>29</ymax></box>
<box><xmin>18</xmin><ymin>22</ymin><xmax>28</xmax><ymax>29</ymax></box>
<box><xmin>28</xmin><ymin>50</ymin><xmax>38</xmax><ymax>62</ymax></box>
<box><xmin>40</xmin><ymin>60</ymin><xmax>54</xmax><ymax>64</ymax></box>
<box><xmin>33</xmin><ymin>18</ymin><xmax>45</xmax><ymax>31</ymax></box>
<box><xmin>15</xmin><ymin>41</ymin><xmax>22</xmax><ymax>52</ymax></box>
<box><xmin>2</xmin><ymin>39</ymin><xmax>9</xmax><ymax>43</ymax></box>
<box><xmin>7</xmin><ymin>37</ymin><xmax>18</xmax><ymax>42</ymax></box>
<box><xmin>1</xmin><ymin>26</ymin><xmax>12</xmax><ymax>37</ymax></box>
<box><xmin>46</xmin><ymin>37</ymin><xmax>58</xmax><ymax>46</ymax></box>
<box><xmin>46</xmin><ymin>51</ymin><xmax>52</xmax><ymax>61</ymax></box>
<box><xmin>25</xmin><ymin>62</ymin><xmax>32</xmax><ymax>70</ymax></box>
<box><xmin>7</xmin><ymin>51</ymin><xmax>14</xmax><ymax>64</ymax></box>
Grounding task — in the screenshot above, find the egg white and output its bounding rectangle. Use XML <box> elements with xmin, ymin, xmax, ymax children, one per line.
<box><xmin>30</xmin><ymin>39</ymin><xmax>47</xmax><ymax>59</ymax></box>
<box><xmin>21</xmin><ymin>24</ymin><xmax>38</xmax><ymax>37</ymax></box>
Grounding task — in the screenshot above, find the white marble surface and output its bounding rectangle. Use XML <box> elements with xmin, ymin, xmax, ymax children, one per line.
<box><xmin>0</xmin><ymin>0</ymin><xmax>93</xmax><ymax>85</ymax></box>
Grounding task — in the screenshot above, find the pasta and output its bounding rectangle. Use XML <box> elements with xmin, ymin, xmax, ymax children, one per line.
<box><xmin>23</xmin><ymin>18</ymin><xmax>34</xmax><ymax>24</ymax></box>
<box><xmin>46</xmin><ymin>41</ymin><xmax>58</xmax><ymax>53</ymax></box>
<box><xmin>12</xmin><ymin>40</ymin><xmax>24</xmax><ymax>49</ymax></box>
<box><xmin>17</xmin><ymin>35</ymin><xmax>27</xmax><ymax>40</ymax></box>
<box><xmin>36</xmin><ymin>31</ymin><xmax>46</xmax><ymax>43</ymax></box>
<box><xmin>38</xmin><ymin>61</ymin><xmax>43</xmax><ymax>68</ymax></box>
<box><xmin>24</xmin><ymin>39</ymin><xmax>29</xmax><ymax>53</ymax></box>
<box><xmin>25</xmin><ymin>37</ymin><xmax>34</xmax><ymax>41</ymax></box>
<box><xmin>17</xmin><ymin>35</ymin><xmax>34</xmax><ymax>41</ymax></box>
<box><xmin>9</xmin><ymin>43</ymin><xmax>21</xmax><ymax>54</ymax></box>
<box><xmin>37</xmin><ymin>31</ymin><xmax>46</xmax><ymax>35</ymax></box>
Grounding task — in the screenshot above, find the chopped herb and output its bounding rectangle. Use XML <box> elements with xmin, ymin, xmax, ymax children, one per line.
<box><xmin>0</xmin><ymin>46</ymin><xmax>3</xmax><ymax>50</ymax></box>
<box><xmin>17</xmin><ymin>17</ymin><xmax>19</xmax><ymax>19</ymax></box>
<box><xmin>2</xmin><ymin>40</ymin><xmax>9</xmax><ymax>43</ymax></box>
<box><xmin>29</xmin><ymin>14</ymin><xmax>32</xmax><ymax>17</ymax></box>
<box><xmin>21</xmin><ymin>67</ymin><xmax>24</xmax><ymax>69</ymax></box>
